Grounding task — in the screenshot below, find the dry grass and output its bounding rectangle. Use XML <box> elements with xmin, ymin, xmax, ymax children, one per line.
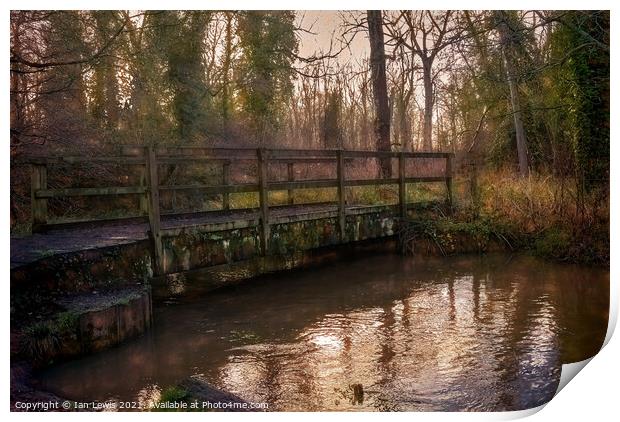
<box><xmin>452</xmin><ymin>168</ymin><xmax>609</xmax><ymax>264</ymax></box>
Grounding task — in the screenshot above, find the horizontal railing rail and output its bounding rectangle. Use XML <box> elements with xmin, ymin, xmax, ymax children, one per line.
<box><xmin>24</xmin><ymin>147</ymin><xmax>453</xmax><ymax>275</ymax></box>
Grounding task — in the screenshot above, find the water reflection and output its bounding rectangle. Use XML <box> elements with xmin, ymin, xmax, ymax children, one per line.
<box><xmin>35</xmin><ymin>253</ymin><xmax>608</xmax><ymax>411</ymax></box>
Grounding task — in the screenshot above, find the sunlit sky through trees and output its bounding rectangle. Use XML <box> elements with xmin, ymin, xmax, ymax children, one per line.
<box><xmin>296</xmin><ymin>11</ymin><xmax>369</xmax><ymax>64</ymax></box>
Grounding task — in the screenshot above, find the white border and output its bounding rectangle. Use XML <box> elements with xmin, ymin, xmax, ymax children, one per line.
<box><xmin>3</xmin><ymin>1</ymin><xmax>617</xmax><ymax>420</ymax></box>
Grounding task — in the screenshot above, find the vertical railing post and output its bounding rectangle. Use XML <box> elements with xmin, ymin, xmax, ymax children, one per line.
<box><xmin>287</xmin><ymin>162</ymin><xmax>294</xmax><ymax>205</ymax></box>
<box><xmin>337</xmin><ymin>150</ymin><xmax>346</xmax><ymax>242</ymax></box>
<box><xmin>399</xmin><ymin>152</ymin><xmax>407</xmax><ymax>218</ymax></box>
<box><xmin>31</xmin><ymin>163</ymin><xmax>48</xmax><ymax>233</ymax></box>
<box><xmin>445</xmin><ymin>153</ymin><xmax>453</xmax><ymax>210</ymax></box>
<box><xmin>222</xmin><ymin>161</ymin><xmax>230</xmax><ymax>210</ymax></box>
<box><xmin>124</xmin><ymin>145</ymin><xmax>148</xmax><ymax>216</ymax></box>
<box><xmin>138</xmin><ymin>163</ymin><xmax>149</xmax><ymax>216</ymax></box>
<box><xmin>258</xmin><ymin>148</ymin><xmax>270</xmax><ymax>255</ymax></box>
<box><xmin>146</xmin><ymin>146</ymin><xmax>164</xmax><ymax>275</ymax></box>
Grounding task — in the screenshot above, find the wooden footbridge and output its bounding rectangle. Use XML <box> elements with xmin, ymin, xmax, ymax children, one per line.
<box><xmin>14</xmin><ymin>146</ymin><xmax>453</xmax><ymax>276</ymax></box>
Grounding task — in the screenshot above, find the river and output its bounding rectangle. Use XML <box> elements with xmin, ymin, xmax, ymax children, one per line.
<box><xmin>34</xmin><ymin>253</ymin><xmax>609</xmax><ymax>411</ymax></box>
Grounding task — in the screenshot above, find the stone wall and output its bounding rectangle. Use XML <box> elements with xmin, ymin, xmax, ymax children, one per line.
<box><xmin>161</xmin><ymin>209</ymin><xmax>398</xmax><ymax>275</ymax></box>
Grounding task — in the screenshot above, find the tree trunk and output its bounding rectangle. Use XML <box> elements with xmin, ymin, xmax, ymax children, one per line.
<box><xmin>360</xmin><ymin>78</ymin><xmax>369</xmax><ymax>149</ymax></box>
<box><xmin>400</xmin><ymin>105</ymin><xmax>411</xmax><ymax>151</ymax></box>
<box><xmin>103</xmin><ymin>57</ymin><xmax>120</xmax><ymax>129</ymax></box>
<box><xmin>497</xmin><ymin>14</ymin><xmax>529</xmax><ymax>177</ymax></box>
<box><xmin>367</xmin><ymin>10</ymin><xmax>391</xmax><ymax>177</ymax></box>
<box><xmin>504</xmin><ymin>61</ymin><xmax>529</xmax><ymax>176</ymax></box>
<box><xmin>422</xmin><ymin>60</ymin><xmax>434</xmax><ymax>151</ymax></box>
<box><xmin>221</xmin><ymin>12</ymin><xmax>233</xmax><ymax>141</ymax></box>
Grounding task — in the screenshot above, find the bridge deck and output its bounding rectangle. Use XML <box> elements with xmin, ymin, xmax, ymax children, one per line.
<box><xmin>11</xmin><ymin>203</ymin><xmax>397</xmax><ymax>269</ymax></box>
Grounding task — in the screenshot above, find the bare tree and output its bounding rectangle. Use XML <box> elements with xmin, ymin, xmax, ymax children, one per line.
<box><xmin>221</xmin><ymin>12</ymin><xmax>234</xmax><ymax>140</ymax></box>
<box><xmin>386</xmin><ymin>10</ymin><xmax>460</xmax><ymax>151</ymax></box>
<box><xmin>388</xmin><ymin>43</ymin><xmax>416</xmax><ymax>151</ymax></box>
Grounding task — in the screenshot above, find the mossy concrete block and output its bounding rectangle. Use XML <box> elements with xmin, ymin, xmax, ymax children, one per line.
<box><xmin>162</xmin><ymin>227</ymin><xmax>260</xmax><ymax>274</ymax></box>
<box><xmin>16</xmin><ymin>287</ymin><xmax>153</xmax><ymax>367</ymax></box>
<box><xmin>78</xmin><ymin>289</ymin><xmax>152</xmax><ymax>354</ymax></box>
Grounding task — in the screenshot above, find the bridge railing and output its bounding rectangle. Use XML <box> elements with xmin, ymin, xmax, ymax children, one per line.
<box><xmin>25</xmin><ymin>147</ymin><xmax>453</xmax><ymax>273</ymax></box>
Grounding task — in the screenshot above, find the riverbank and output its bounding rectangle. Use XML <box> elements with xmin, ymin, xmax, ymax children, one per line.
<box><xmin>399</xmin><ymin>213</ymin><xmax>609</xmax><ymax>266</ymax></box>
<box><xmin>443</xmin><ymin>169</ymin><xmax>609</xmax><ymax>266</ymax></box>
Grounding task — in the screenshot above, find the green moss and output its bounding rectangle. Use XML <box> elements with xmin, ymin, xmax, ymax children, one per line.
<box><xmin>20</xmin><ymin>322</ymin><xmax>61</xmax><ymax>364</ymax></box>
<box><xmin>56</xmin><ymin>311</ymin><xmax>80</xmax><ymax>332</ymax></box>
<box><xmin>35</xmin><ymin>248</ymin><xmax>56</xmax><ymax>258</ymax></box>
<box><xmin>116</xmin><ymin>297</ymin><xmax>132</xmax><ymax>306</ymax></box>
<box><xmin>534</xmin><ymin>227</ymin><xmax>572</xmax><ymax>260</ymax></box>
<box><xmin>151</xmin><ymin>386</ymin><xmax>196</xmax><ymax>412</ymax></box>
<box><xmin>18</xmin><ymin>307</ymin><xmax>89</xmax><ymax>363</ymax></box>
<box><xmin>531</xmin><ymin>224</ymin><xmax>607</xmax><ymax>264</ymax></box>
<box><xmin>228</xmin><ymin>329</ymin><xmax>262</xmax><ymax>344</ymax></box>
<box><xmin>160</xmin><ymin>386</ymin><xmax>189</xmax><ymax>402</ymax></box>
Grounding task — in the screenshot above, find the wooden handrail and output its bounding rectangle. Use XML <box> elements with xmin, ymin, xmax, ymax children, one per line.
<box><xmin>20</xmin><ymin>149</ymin><xmax>452</xmax><ymax>165</ymax></box>
<box><xmin>35</xmin><ymin>186</ymin><xmax>147</xmax><ymax>198</ymax></box>
<box><xmin>158</xmin><ymin>183</ymin><xmax>259</xmax><ymax>193</ymax></box>
<box><xmin>16</xmin><ymin>156</ymin><xmax>146</xmax><ymax>165</ymax></box>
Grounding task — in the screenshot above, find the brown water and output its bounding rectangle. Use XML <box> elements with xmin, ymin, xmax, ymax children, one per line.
<box><xmin>34</xmin><ymin>253</ymin><xmax>609</xmax><ymax>411</ymax></box>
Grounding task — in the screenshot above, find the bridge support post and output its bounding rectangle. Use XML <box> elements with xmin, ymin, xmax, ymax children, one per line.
<box><xmin>146</xmin><ymin>146</ymin><xmax>164</xmax><ymax>275</ymax></box>
<box><xmin>287</xmin><ymin>162</ymin><xmax>294</xmax><ymax>205</ymax></box>
<box><xmin>446</xmin><ymin>154</ymin><xmax>454</xmax><ymax>211</ymax></box>
<box><xmin>399</xmin><ymin>152</ymin><xmax>407</xmax><ymax>219</ymax></box>
<box><xmin>258</xmin><ymin>148</ymin><xmax>270</xmax><ymax>255</ymax></box>
<box><xmin>337</xmin><ymin>150</ymin><xmax>346</xmax><ymax>242</ymax></box>
<box><xmin>222</xmin><ymin>161</ymin><xmax>230</xmax><ymax>210</ymax></box>
<box><xmin>138</xmin><ymin>165</ymin><xmax>149</xmax><ymax>216</ymax></box>
<box><xmin>31</xmin><ymin>163</ymin><xmax>48</xmax><ymax>233</ymax></box>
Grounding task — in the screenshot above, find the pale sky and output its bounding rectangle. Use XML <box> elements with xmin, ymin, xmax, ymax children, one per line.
<box><xmin>295</xmin><ymin>11</ymin><xmax>370</xmax><ymax>65</ymax></box>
